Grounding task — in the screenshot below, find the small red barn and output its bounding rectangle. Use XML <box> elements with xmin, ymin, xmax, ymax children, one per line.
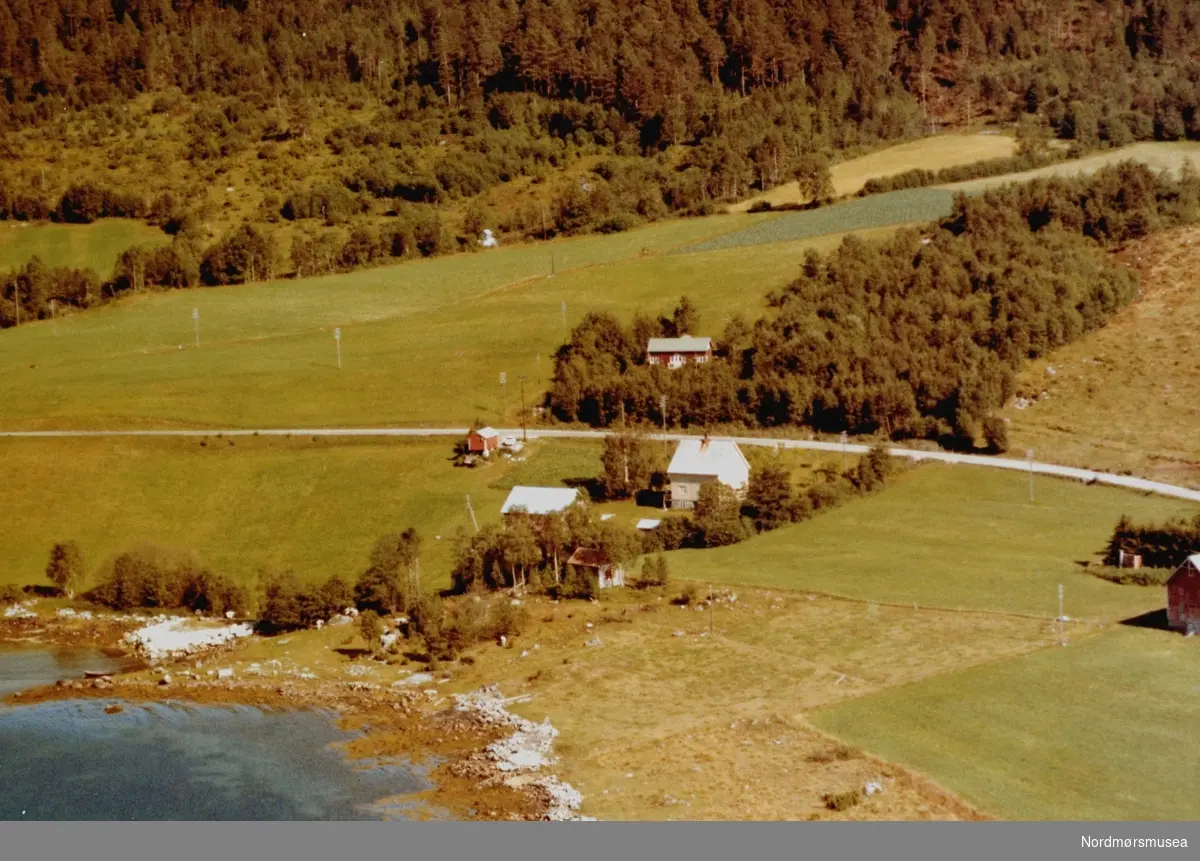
<box><xmin>1167</xmin><ymin>555</ymin><xmax>1200</xmax><ymax>633</ymax></box>
<box><xmin>466</xmin><ymin>426</ymin><xmax>500</xmax><ymax>456</ymax></box>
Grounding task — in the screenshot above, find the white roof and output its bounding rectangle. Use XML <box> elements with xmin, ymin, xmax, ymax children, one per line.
<box><xmin>647</xmin><ymin>336</ymin><xmax>712</xmax><ymax>354</ymax></box>
<box><xmin>667</xmin><ymin>439</ymin><xmax>751</xmax><ymax>488</ymax></box>
<box><xmin>636</xmin><ymin>519</ymin><xmax>662</xmax><ymax>530</ymax></box>
<box><xmin>474</xmin><ymin>427</ymin><xmax>499</xmax><ymax>439</ymax></box>
<box><xmin>500</xmin><ymin>486</ymin><xmax>580</xmax><ymax>515</ymax></box>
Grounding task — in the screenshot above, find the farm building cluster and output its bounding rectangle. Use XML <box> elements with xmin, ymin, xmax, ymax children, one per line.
<box><xmin>489</xmin><ymin>436</ymin><xmax>750</xmax><ymax>589</ymax></box>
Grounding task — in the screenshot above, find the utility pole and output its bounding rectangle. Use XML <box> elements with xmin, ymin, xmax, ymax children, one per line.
<box><xmin>560</xmin><ymin>300</ymin><xmax>567</xmax><ymax>339</ymax></box>
<box><xmin>13</xmin><ymin>281</ymin><xmax>19</xmax><ymax>326</ymax></box>
<box><xmin>49</xmin><ymin>299</ymin><xmax>56</xmax><ymax>337</ymax></box>
<box><xmin>1058</xmin><ymin>584</ymin><xmax>1065</xmax><ymax>646</ymax></box>
<box><xmin>536</xmin><ymin>353</ymin><xmax>542</xmax><ymax>386</ymax></box>
<box><xmin>1027</xmin><ymin>449</ymin><xmax>1035</xmax><ymax>503</ymax></box>
<box><xmin>709</xmin><ymin>583</ymin><xmax>714</xmax><ymax>636</ymax></box>
<box><xmin>659</xmin><ymin>394</ymin><xmax>668</xmax><ymax>510</ymax></box>
<box><xmin>519</xmin><ymin>375</ymin><xmax>528</xmax><ymax>442</ymax></box>
<box><xmin>840</xmin><ymin>430</ymin><xmax>849</xmax><ymax>472</ymax></box>
<box><xmin>466</xmin><ymin>495</ymin><xmax>479</xmax><ymax>533</ymax></box>
<box><xmin>334</xmin><ymin>327</ymin><xmax>342</xmax><ymax>370</ymax></box>
<box><xmin>192</xmin><ymin>307</ymin><xmax>199</xmax><ymax>347</ymax></box>
<box><xmin>414</xmin><ymin>556</ymin><xmax>421</xmax><ymax>596</ymax></box>
<box><xmin>620</xmin><ymin>401</ymin><xmax>629</xmax><ymax>485</ymax></box>
<box><xmin>500</xmin><ymin>371</ymin><xmax>507</xmax><ymax>418</ymax></box>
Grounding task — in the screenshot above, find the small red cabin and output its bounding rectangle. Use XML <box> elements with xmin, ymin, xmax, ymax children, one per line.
<box><xmin>467</xmin><ymin>426</ymin><xmax>500</xmax><ymax>456</ymax></box>
<box><xmin>646</xmin><ymin>336</ymin><xmax>713</xmax><ymax>369</ymax></box>
<box><xmin>1167</xmin><ymin>555</ymin><xmax>1200</xmax><ymax>634</ymax></box>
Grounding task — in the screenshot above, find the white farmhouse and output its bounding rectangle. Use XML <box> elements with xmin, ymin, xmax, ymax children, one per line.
<box><xmin>666</xmin><ymin>438</ymin><xmax>751</xmax><ymax>510</ymax></box>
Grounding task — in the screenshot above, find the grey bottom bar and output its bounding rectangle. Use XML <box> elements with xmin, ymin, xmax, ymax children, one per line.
<box><xmin>1</xmin><ymin>822</ymin><xmax>1196</xmax><ymax>861</ymax></box>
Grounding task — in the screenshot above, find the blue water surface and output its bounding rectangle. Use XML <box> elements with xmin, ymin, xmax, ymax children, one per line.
<box><xmin>0</xmin><ymin>647</ymin><xmax>429</xmax><ymax>821</ymax></box>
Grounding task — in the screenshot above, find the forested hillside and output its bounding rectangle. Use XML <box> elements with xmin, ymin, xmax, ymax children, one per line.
<box><xmin>0</xmin><ymin>0</ymin><xmax>1199</xmax><ymax>327</ymax></box>
<box><xmin>548</xmin><ymin>162</ymin><xmax>1200</xmax><ymax>445</ymax></box>
<box><xmin>2</xmin><ymin>0</ymin><xmax>1198</xmax><ymax>220</ymax></box>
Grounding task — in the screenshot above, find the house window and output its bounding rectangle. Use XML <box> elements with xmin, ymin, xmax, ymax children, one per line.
<box><xmin>669</xmin><ymin>354</ymin><xmax>684</xmax><ymax>369</ymax></box>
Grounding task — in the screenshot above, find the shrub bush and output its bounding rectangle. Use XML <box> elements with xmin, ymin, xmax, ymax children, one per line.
<box><xmin>823</xmin><ymin>790</ymin><xmax>863</xmax><ymax>812</ymax></box>
<box><xmin>0</xmin><ymin>584</ymin><xmax>23</xmax><ymax>605</ymax></box>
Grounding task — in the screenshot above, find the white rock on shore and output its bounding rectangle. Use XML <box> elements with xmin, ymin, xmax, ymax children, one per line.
<box><xmin>122</xmin><ymin>617</ymin><xmax>255</xmax><ymax>662</ymax></box>
<box><xmin>3</xmin><ymin>602</ymin><xmax>37</xmax><ymax>619</ymax></box>
<box><xmin>453</xmin><ymin>686</ymin><xmax>592</xmax><ymax>821</ymax></box>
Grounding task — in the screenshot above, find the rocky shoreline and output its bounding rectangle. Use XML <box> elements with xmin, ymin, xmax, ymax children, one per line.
<box><xmin>1</xmin><ymin>608</ymin><xmax>588</xmax><ymax>822</ymax></box>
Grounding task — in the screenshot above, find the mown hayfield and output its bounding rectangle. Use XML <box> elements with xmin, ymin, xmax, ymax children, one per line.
<box><xmin>812</xmin><ymin>624</ymin><xmax>1200</xmax><ymax>820</ymax></box>
<box><xmin>0</xmin><ymin>213</ymin><xmax>877</xmax><ymax>431</ymax></box>
<box><xmin>668</xmin><ymin>463</ymin><xmax>1195</xmax><ymax>620</ymax></box>
<box><xmin>1002</xmin><ymin>226</ymin><xmax>1200</xmax><ymax>489</ymax></box>
<box><xmin>943</xmin><ymin>140</ymin><xmax>1200</xmax><ymax>194</ymax></box>
<box><xmin>0</xmin><ymin>436</ymin><xmax>527</xmax><ymax>590</ymax></box>
<box><xmin>0</xmin><ymin>219</ymin><xmax>169</xmax><ymax>275</ymax></box>
<box><xmin>732</xmin><ymin>132</ymin><xmax>1017</xmax><ymax>211</ymax></box>
<box><xmin>678</xmin><ymin>189</ymin><xmax>953</xmax><ymax>254</ymax></box>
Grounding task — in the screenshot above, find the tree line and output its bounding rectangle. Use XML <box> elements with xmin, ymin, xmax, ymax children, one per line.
<box><xmin>0</xmin><ymin>0</ymin><xmax>1197</xmax><ymax>254</ymax></box>
<box><xmin>548</xmin><ymin>161</ymin><xmax>1200</xmax><ymax>446</ymax></box>
<box><xmin>1105</xmin><ymin>513</ymin><xmax>1200</xmax><ymax>572</ymax></box>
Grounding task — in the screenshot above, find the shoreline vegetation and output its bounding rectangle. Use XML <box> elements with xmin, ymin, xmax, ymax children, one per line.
<box><xmin>1</xmin><ymin>584</ymin><xmax>1004</xmax><ymax>822</ymax></box>
<box><xmin>0</xmin><ymin>608</ymin><xmax>584</xmax><ymax>822</ymax></box>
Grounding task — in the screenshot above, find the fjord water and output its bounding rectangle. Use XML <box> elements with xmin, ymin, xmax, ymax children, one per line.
<box><xmin>0</xmin><ymin>647</ymin><xmax>429</xmax><ymax>820</ymax></box>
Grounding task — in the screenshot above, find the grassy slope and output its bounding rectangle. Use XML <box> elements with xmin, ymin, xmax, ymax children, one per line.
<box><xmin>0</xmin><ymin>436</ymin><xmax>517</xmax><ymax>589</ymax></box>
<box><xmin>731</xmin><ymin>132</ymin><xmax>1017</xmax><ymax>211</ymax></box>
<box><xmin>943</xmin><ymin>141</ymin><xmax>1200</xmax><ymax>193</ymax></box>
<box><xmin>812</xmin><ymin>625</ymin><xmax>1200</xmax><ymax>820</ymax></box>
<box><xmin>1003</xmin><ymin>226</ymin><xmax>1200</xmax><ymax>488</ymax></box>
<box><xmin>668</xmin><ymin>463</ymin><xmax>1195</xmax><ymax>620</ymax></box>
<box><xmin>0</xmin><ymin>220</ymin><xmax>169</xmax><ymax>276</ymax></box>
<box><xmin>677</xmin><ymin>190</ymin><xmax>951</xmax><ymax>254</ymax></box>
<box><xmin>0</xmin><ymin>216</ymin><xmax>892</xmax><ymax>430</ymax></box>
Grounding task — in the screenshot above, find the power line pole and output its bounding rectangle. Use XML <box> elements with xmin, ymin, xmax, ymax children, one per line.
<box><xmin>519</xmin><ymin>375</ymin><xmax>528</xmax><ymax>443</ymax></box>
<box><xmin>659</xmin><ymin>394</ymin><xmax>669</xmax><ymax>510</ymax></box>
<box><xmin>465</xmin><ymin>495</ymin><xmax>479</xmax><ymax>533</ymax></box>
<box><xmin>560</xmin><ymin>300</ymin><xmax>567</xmax><ymax>340</ymax></box>
<box><xmin>709</xmin><ymin>583</ymin><xmax>714</xmax><ymax>636</ymax></box>
<box><xmin>499</xmin><ymin>371</ymin><xmax>507</xmax><ymax>418</ymax></box>
<box><xmin>840</xmin><ymin>430</ymin><xmax>848</xmax><ymax>472</ymax></box>
<box><xmin>334</xmin><ymin>327</ymin><xmax>342</xmax><ymax>370</ymax></box>
<box><xmin>13</xmin><ymin>280</ymin><xmax>19</xmax><ymax>326</ymax></box>
<box><xmin>1058</xmin><ymin>584</ymin><xmax>1065</xmax><ymax>647</ymax></box>
<box><xmin>1027</xmin><ymin>449</ymin><xmax>1035</xmax><ymax>503</ymax></box>
<box><xmin>192</xmin><ymin>307</ymin><xmax>200</xmax><ymax>348</ymax></box>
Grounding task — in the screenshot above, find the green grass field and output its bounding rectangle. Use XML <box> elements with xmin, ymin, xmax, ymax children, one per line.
<box><xmin>0</xmin><ymin>214</ymin><xmax>895</xmax><ymax>431</ymax></box>
<box><xmin>678</xmin><ymin>189</ymin><xmax>953</xmax><ymax>254</ymax></box>
<box><xmin>812</xmin><ymin>624</ymin><xmax>1200</xmax><ymax>820</ymax></box>
<box><xmin>0</xmin><ymin>435</ymin><xmax>537</xmax><ymax>590</ymax></box>
<box><xmin>0</xmin><ymin>219</ymin><xmax>169</xmax><ymax>276</ymax></box>
<box><xmin>667</xmin><ymin>463</ymin><xmax>1195</xmax><ymax>620</ymax></box>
